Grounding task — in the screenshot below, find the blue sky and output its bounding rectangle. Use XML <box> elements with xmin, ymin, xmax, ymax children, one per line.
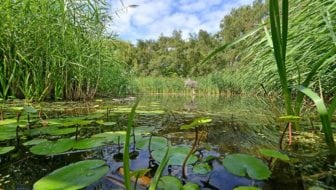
<box><xmin>108</xmin><ymin>0</ymin><xmax>254</xmax><ymax>43</ymax></box>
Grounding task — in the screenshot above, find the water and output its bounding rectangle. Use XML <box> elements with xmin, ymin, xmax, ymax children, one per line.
<box><xmin>0</xmin><ymin>95</ymin><xmax>301</xmax><ymax>189</ymax></box>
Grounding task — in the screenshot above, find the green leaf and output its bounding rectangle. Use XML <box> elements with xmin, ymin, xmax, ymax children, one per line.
<box><xmin>136</xmin><ymin>136</ymin><xmax>168</xmax><ymax>151</ymax></box>
<box><xmin>30</xmin><ymin>139</ymin><xmax>75</xmax><ymax>155</ymax></box>
<box><xmin>24</xmin><ymin>105</ymin><xmax>37</xmax><ymax>113</ymax></box>
<box><xmin>47</xmin><ymin>127</ymin><xmax>77</xmax><ymax>136</ymax></box>
<box><xmin>182</xmin><ymin>182</ymin><xmax>200</xmax><ymax>190</ymax></box>
<box><xmin>152</xmin><ymin>145</ymin><xmax>197</xmax><ymax>166</ymax></box>
<box><xmin>0</xmin><ymin>146</ymin><xmax>15</xmax><ymax>155</ymax></box>
<box><xmin>193</xmin><ymin>163</ymin><xmax>211</xmax><ymax>174</ymax></box>
<box><xmin>294</xmin><ymin>85</ymin><xmax>335</xmax><ymax>152</ymax></box>
<box><xmin>73</xmin><ymin>138</ymin><xmax>106</xmax><ymax>150</ymax></box>
<box><xmin>259</xmin><ymin>149</ymin><xmax>289</xmax><ymax>161</ymax></box>
<box><xmin>92</xmin><ymin>131</ymin><xmax>126</xmax><ymax>143</ymax></box>
<box><xmin>33</xmin><ymin>160</ymin><xmax>108</xmax><ymax>190</ymax></box>
<box><xmin>157</xmin><ymin>176</ymin><xmax>182</xmax><ymax>190</ymax></box>
<box><xmin>223</xmin><ymin>154</ymin><xmax>271</xmax><ymax>180</ymax></box>
<box><xmin>23</xmin><ymin>138</ymin><xmax>48</xmax><ymax>146</ymax></box>
<box><xmin>308</xmin><ymin>186</ymin><xmax>325</xmax><ymax>190</ymax></box>
<box><xmin>130</xmin><ymin>168</ymin><xmax>151</xmax><ymax>178</ymax></box>
<box><xmin>149</xmin><ymin>143</ymin><xmax>170</xmax><ymax>190</ymax></box>
<box><xmin>180</xmin><ymin>118</ymin><xmax>212</xmax><ymax>130</ymax></box>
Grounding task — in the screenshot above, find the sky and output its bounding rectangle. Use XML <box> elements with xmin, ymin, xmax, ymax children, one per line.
<box><xmin>108</xmin><ymin>0</ymin><xmax>254</xmax><ymax>43</ymax></box>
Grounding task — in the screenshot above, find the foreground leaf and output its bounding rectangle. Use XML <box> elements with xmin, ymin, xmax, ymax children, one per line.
<box><xmin>30</xmin><ymin>139</ymin><xmax>75</xmax><ymax>155</ymax></box>
<box><xmin>0</xmin><ymin>146</ymin><xmax>15</xmax><ymax>155</ymax></box>
<box><xmin>259</xmin><ymin>149</ymin><xmax>290</xmax><ymax>161</ymax></box>
<box><xmin>223</xmin><ymin>154</ymin><xmax>271</xmax><ymax>180</ymax></box>
<box><xmin>33</xmin><ymin>160</ymin><xmax>108</xmax><ymax>190</ymax></box>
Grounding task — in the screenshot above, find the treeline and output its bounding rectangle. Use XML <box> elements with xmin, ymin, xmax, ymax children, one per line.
<box><xmin>0</xmin><ymin>0</ymin><xmax>133</xmax><ymax>101</ymax></box>
<box><xmin>120</xmin><ymin>0</ymin><xmax>336</xmax><ymax>97</ymax></box>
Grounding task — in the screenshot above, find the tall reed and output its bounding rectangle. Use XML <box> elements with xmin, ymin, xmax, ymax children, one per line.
<box><xmin>0</xmin><ymin>0</ymin><xmax>126</xmax><ymax>100</ymax></box>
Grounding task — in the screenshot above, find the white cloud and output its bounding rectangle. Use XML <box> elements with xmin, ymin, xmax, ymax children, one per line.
<box><xmin>108</xmin><ymin>0</ymin><xmax>254</xmax><ymax>43</ymax></box>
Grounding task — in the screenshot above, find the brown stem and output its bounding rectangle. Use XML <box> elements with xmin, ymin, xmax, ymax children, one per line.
<box><xmin>279</xmin><ymin>122</ymin><xmax>290</xmax><ymax>150</ymax></box>
<box><xmin>182</xmin><ymin>127</ymin><xmax>199</xmax><ymax>179</ymax></box>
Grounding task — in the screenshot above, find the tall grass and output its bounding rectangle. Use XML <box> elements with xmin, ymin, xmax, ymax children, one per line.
<box><xmin>244</xmin><ymin>0</ymin><xmax>336</xmax><ymax>100</ymax></box>
<box><xmin>0</xmin><ymin>0</ymin><xmax>127</xmax><ymax>100</ymax></box>
<box><xmin>135</xmin><ymin>75</ymin><xmax>244</xmax><ymax>95</ymax></box>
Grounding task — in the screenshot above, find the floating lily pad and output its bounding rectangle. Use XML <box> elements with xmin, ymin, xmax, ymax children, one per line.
<box><xmin>30</xmin><ymin>139</ymin><xmax>75</xmax><ymax>155</ymax></box>
<box><xmin>134</xmin><ymin>126</ymin><xmax>155</xmax><ymax>135</ymax></box>
<box><xmin>23</xmin><ymin>138</ymin><xmax>48</xmax><ymax>146</ymax></box>
<box><xmin>193</xmin><ymin>163</ymin><xmax>211</xmax><ymax>174</ymax></box>
<box><xmin>24</xmin><ymin>106</ymin><xmax>37</xmax><ymax>113</ymax></box>
<box><xmin>0</xmin><ymin>146</ymin><xmax>15</xmax><ymax>155</ymax></box>
<box><xmin>136</xmin><ymin>136</ymin><xmax>167</xmax><ymax>150</ymax></box>
<box><xmin>0</xmin><ymin>119</ymin><xmax>17</xmax><ymax>126</ymax></box>
<box><xmin>223</xmin><ymin>154</ymin><xmax>271</xmax><ymax>180</ymax></box>
<box><xmin>259</xmin><ymin>149</ymin><xmax>290</xmax><ymax>161</ymax></box>
<box><xmin>182</xmin><ymin>182</ymin><xmax>200</xmax><ymax>190</ymax></box>
<box><xmin>158</xmin><ymin>176</ymin><xmax>182</xmax><ymax>190</ymax></box>
<box><xmin>73</xmin><ymin>138</ymin><xmax>107</xmax><ymax>150</ymax></box>
<box><xmin>153</xmin><ymin>145</ymin><xmax>197</xmax><ymax>165</ymax></box>
<box><xmin>0</xmin><ymin>125</ymin><xmax>17</xmax><ymax>140</ymax></box>
<box><xmin>92</xmin><ymin>131</ymin><xmax>126</xmax><ymax>143</ymax></box>
<box><xmin>33</xmin><ymin>160</ymin><xmax>108</xmax><ymax>190</ymax></box>
<box><xmin>47</xmin><ymin>127</ymin><xmax>77</xmax><ymax>135</ymax></box>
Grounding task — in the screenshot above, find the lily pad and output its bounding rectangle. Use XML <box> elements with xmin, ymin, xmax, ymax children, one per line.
<box><xmin>158</xmin><ymin>176</ymin><xmax>182</xmax><ymax>190</ymax></box>
<box><xmin>223</xmin><ymin>154</ymin><xmax>271</xmax><ymax>180</ymax></box>
<box><xmin>24</xmin><ymin>106</ymin><xmax>37</xmax><ymax>113</ymax></box>
<box><xmin>30</xmin><ymin>139</ymin><xmax>75</xmax><ymax>155</ymax></box>
<box><xmin>33</xmin><ymin>160</ymin><xmax>108</xmax><ymax>190</ymax></box>
<box><xmin>0</xmin><ymin>125</ymin><xmax>17</xmax><ymax>140</ymax></box>
<box><xmin>0</xmin><ymin>146</ymin><xmax>15</xmax><ymax>155</ymax></box>
<box><xmin>23</xmin><ymin>138</ymin><xmax>48</xmax><ymax>146</ymax></box>
<box><xmin>47</xmin><ymin>127</ymin><xmax>77</xmax><ymax>136</ymax></box>
<box><xmin>136</xmin><ymin>136</ymin><xmax>168</xmax><ymax>150</ymax></box>
<box><xmin>193</xmin><ymin>163</ymin><xmax>211</xmax><ymax>174</ymax></box>
<box><xmin>73</xmin><ymin>138</ymin><xmax>107</xmax><ymax>150</ymax></box>
<box><xmin>92</xmin><ymin>131</ymin><xmax>126</xmax><ymax>143</ymax></box>
<box><xmin>182</xmin><ymin>182</ymin><xmax>200</xmax><ymax>190</ymax></box>
<box><xmin>259</xmin><ymin>149</ymin><xmax>290</xmax><ymax>161</ymax></box>
<box><xmin>152</xmin><ymin>145</ymin><xmax>197</xmax><ymax>165</ymax></box>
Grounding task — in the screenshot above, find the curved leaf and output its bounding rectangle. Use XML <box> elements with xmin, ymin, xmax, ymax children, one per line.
<box><xmin>259</xmin><ymin>149</ymin><xmax>289</xmax><ymax>161</ymax></box>
<box><xmin>0</xmin><ymin>146</ymin><xmax>15</xmax><ymax>155</ymax></box>
<box><xmin>223</xmin><ymin>154</ymin><xmax>271</xmax><ymax>180</ymax></box>
<box><xmin>30</xmin><ymin>139</ymin><xmax>75</xmax><ymax>155</ymax></box>
<box><xmin>33</xmin><ymin>160</ymin><xmax>108</xmax><ymax>190</ymax></box>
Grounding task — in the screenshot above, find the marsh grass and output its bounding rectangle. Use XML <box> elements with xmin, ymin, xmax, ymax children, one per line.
<box><xmin>0</xmin><ymin>0</ymin><xmax>128</xmax><ymax>100</ymax></box>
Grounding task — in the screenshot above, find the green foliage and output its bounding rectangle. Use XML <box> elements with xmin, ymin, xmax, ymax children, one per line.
<box><xmin>192</xmin><ymin>163</ymin><xmax>211</xmax><ymax>174</ymax></box>
<box><xmin>234</xmin><ymin>187</ymin><xmax>261</xmax><ymax>190</ymax></box>
<box><xmin>294</xmin><ymin>85</ymin><xmax>335</xmax><ymax>152</ymax></box>
<box><xmin>180</xmin><ymin>118</ymin><xmax>212</xmax><ymax>130</ymax></box>
<box><xmin>33</xmin><ymin>160</ymin><xmax>108</xmax><ymax>190</ymax></box>
<box><xmin>0</xmin><ymin>146</ymin><xmax>15</xmax><ymax>155</ymax></box>
<box><xmin>0</xmin><ymin>0</ymin><xmax>129</xmax><ymax>100</ymax></box>
<box><xmin>157</xmin><ymin>176</ymin><xmax>183</xmax><ymax>190</ymax></box>
<box><xmin>259</xmin><ymin>148</ymin><xmax>290</xmax><ymax>161</ymax></box>
<box><xmin>30</xmin><ymin>139</ymin><xmax>75</xmax><ymax>155</ymax></box>
<box><xmin>123</xmin><ymin>100</ymin><xmax>139</xmax><ymax>190</ymax></box>
<box><xmin>223</xmin><ymin>153</ymin><xmax>271</xmax><ymax>180</ymax></box>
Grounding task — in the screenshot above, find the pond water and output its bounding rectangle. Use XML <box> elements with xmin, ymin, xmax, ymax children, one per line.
<box><xmin>0</xmin><ymin>95</ymin><xmax>329</xmax><ymax>189</ymax></box>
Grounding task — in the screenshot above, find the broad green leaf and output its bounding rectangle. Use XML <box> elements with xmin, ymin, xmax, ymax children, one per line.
<box><xmin>92</xmin><ymin>131</ymin><xmax>126</xmax><ymax>143</ymax></box>
<box><xmin>73</xmin><ymin>138</ymin><xmax>106</xmax><ymax>150</ymax></box>
<box><xmin>130</xmin><ymin>168</ymin><xmax>151</xmax><ymax>178</ymax></box>
<box><xmin>182</xmin><ymin>182</ymin><xmax>200</xmax><ymax>190</ymax></box>
<box><xmin>23</xmin><ymin>139</ymin><xmax>48</xmax><ymax>146</ymax></box>
<box><xmin>47</xmin><ymin>127</ymin><xmax>77</xmax><ymax>135</ymax></box>
<box><xmin>0</xmin><ymin>146</ymin><xmax>15</xmax><ymax>155</ymax></box>
<box><xmin>33</xmin><ymin>160</ymin><xmax>108</xmax><ymax>190</ymax></box>
<box><xmin>259</xmin><ymin>149</ymin><xmax>289</xmax><ymax>161</ymax></box>
<box><xmin>308</xmin><ymin>187</ymin><xmax>325</xmax><ymax>190</ymax></box>
<box><xmin>30</xmin><ymin>139</ymin><xmax>75</xmax><ymax>155</ymax></box>
<box><xmin>24</xmin><ymin>106</ymin><xmax>37</xmax><ymax>113</ymax></box>
<box><xmin>193</xmin><ymin>163</ymin><xmax>211</xmax><ymax>174</ymax></box>
<box><xmin>223</xmin><ymin>154</ymin><xmax>271</xmax><ymax>180</ymax></box>
<box><xmin>136</xmin><ymin>136</ymin><xmax>168</xmax><ymax>150</ymax></box>
<box><xmin>157</xmin><ymin>176</ymin><xmax>182</xmax><ymax>190</ymax></box>
<box><xmin>152</xmin><ymin>145</ymin><xmax>197</xmax><ymax>166</ymax></box>
<box><xmin>0</xmin><ymin>125</ymin><xmax>17</xmax><ymax>140</ymax></box>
